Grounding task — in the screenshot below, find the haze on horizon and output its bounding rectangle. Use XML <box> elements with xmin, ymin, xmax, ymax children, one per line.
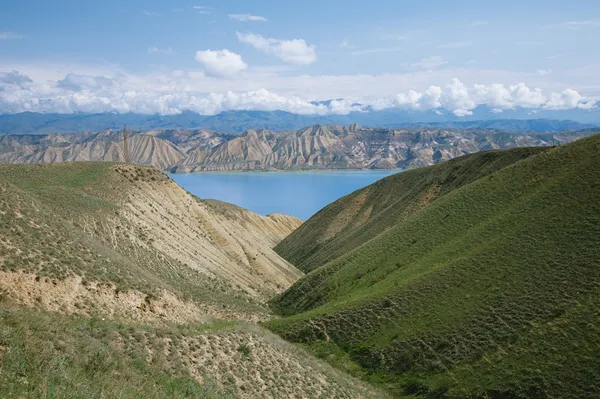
<box><xmin>0</xmin><ymin>0</ymin><xmax>599</xmax><ymax>117</ymax></box>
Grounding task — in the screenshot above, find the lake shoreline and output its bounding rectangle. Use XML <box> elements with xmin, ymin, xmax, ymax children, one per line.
<box><xmin>170</xmin><ymin>170</ymin><xmax>402</xmax><ymax>220</ymax></box>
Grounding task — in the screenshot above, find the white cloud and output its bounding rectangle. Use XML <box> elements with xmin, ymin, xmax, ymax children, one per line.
<box><xmin>0</xmin><ymin>66</ymin><xmax>596</xmax><ymax>117</ymax></box>
<box><xmin>148</xmin><ymin>47</ymin><xmax>175</xmax><ymax>55</ymax></box>
<box><xmin>229</xmin><ymin>14</ymin><xmax>268</xmax><ymax>22</ymax></box>
<box><xmin>0</xmin><ymin>70</ymin><xmax>32</xmax><ymax>86</ymax></box>
<box><xmin>545</xmin><ymin>88</ymin><xmax>595</xmax><ymax>110</ymax></box>
<box><xmin>143</xmin><ymin>10</ymin><xmax>161</xmax><ymax>16</ymax></box>
<box><xmin>443</xmin><ymin>78</ymin><xmax>476</xmax><ymax>115</ymax></box>
<box><xmin>470</xmin><ymin>20</ymin><xmax>489</xmax><ymax>26</ymax></box>
<box><xmin>194</xmin><ymin>49</ymin><xmax>247</xmax><ymax>78</ymax></box>
<box><xmin>236</xmin><ymin>32</ymin><xmax>317</xmax><ymax>65</ymax></box>
<box><xmin>57</xmin><ymin>73</ymin><xmax>116</xmax><ymax>91</ymax></box>
<box><xmin>437</xmin><ymin>41</ymin><xmax>472</xmax><ymax>49</ymax></box>
<box><xmin>0</xmin><ymin>32</ymin><xmax>25</xmax><ymax>39</ymax></box>
<box><xmin>536</xmin><ymin>69</ymin><xmax>552</xmax><ymax>75</ymax></box>
<box><xmin>411</xmin><ymin>56</ymin><xmax>447</xmax><ymax>69</ymax></box>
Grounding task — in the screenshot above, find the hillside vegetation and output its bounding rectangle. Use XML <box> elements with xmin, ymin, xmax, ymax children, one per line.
<box><xmin>1</xmin><ymin>124</ymin><xmax>593</xmax><ymax>172</ymax></box>
<box><xmin>0</xmin><ymin>161</ymin><xmax>389</xmax><ymax>398</ymax></box>
<box><xmin>268</xmin><ymin>134</ymin><xmax>600</xmax><ymax>397</ymax></box>
<box><xmin>275</xmin><ymin>146</ymin><xmax>549</xmax><ymax>272</ymax></box>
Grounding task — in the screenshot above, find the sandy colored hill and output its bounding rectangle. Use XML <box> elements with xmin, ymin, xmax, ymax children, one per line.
<box><xmin>1</xmin><ymin>125</ymin><xmax>592</xmax><ymax>172</ymax></box>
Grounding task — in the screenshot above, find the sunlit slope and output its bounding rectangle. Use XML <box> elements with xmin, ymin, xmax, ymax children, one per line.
<box><xmin>275</xmin><ymin>146</ymin><xmax>548</xmax><ymax>273</ymax></box>
<box><xmin>268</xmin><ymin>134</ymin><xmax>600</xmax><ymax>397</ymax></box>
<box><xmin>0</xmin><ymin>162</ymin><xmax>302</xmax><ymax>322</ymax></box>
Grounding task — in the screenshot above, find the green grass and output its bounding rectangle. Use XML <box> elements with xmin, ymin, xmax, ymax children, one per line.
<box><xmin>0</xmin><ymin>304</ymin><xmax>233</xmax><ymax>399</ymax></box>
<box><xmin>267</xmin><ymin>134</ymin><xmax>600</xmax><ymax>397</ymax></box>
<box><xmin>275</xmin><ymin>146</ymin><xmax>549</xmax><ymax>273</ymax></box>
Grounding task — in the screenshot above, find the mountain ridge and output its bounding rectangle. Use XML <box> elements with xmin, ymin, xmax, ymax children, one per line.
<box><xmin>1</xmin><ymin>124</ymin><xmax>595</xmax><ymax>172</ymax></box>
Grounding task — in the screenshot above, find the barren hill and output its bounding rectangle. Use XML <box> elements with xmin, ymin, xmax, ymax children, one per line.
<box><xmin>1</xmin><ymin>125</ymin><xmax>594</xmax><ymax>172</ymax></box>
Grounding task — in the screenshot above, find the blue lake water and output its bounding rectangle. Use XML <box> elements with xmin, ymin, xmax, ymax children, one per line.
<box><xmin>170</xmin><ymin>171</ymin><xmax>401</xmax><ymax>220</ymax></box>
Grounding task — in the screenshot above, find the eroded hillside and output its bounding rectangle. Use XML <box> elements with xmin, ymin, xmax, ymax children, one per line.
<box><xmin>1</xmin><ymin>125</ymin><xmax>593</xmax><ymax>172</ymax></box>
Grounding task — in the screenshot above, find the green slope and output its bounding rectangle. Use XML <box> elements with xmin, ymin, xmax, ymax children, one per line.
<box><xmin>275</xmin><ymin>146</ymin><xmax>549</xmax><ymax>273</ymax></box>
<box><xmin>267</xmin><ymin>134</ymin><xmax>600</xmax><ymax>397</ymax></box>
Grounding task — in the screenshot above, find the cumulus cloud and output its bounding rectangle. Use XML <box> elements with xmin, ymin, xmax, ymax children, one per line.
<box><xmin>229</xmin><ymin>14</ymin><xmax>268</xmax><ymax>22</ymax></box>
<box><xmin>57</xmin><ymin>73</ymin><xmax>116</xmax><ymax>91</ymax></box>
<box><xmin>236</xmin><ymin>32</ymin><xmax>317</xmax><ymax>65</ymax></box>
<box><xmin>411</xmin><ymin>56</ymin><xmax>447</xmax><ymax>69</ymax></box>
<box><xmin>0</xmin><ymin>69</ymin><xmax>596</xmax><ymax>117</ymax></box>
<box><xmin>0</xmin><ymin>70</ymin><xmax>32</xmax><ymax>86</ymax></box>
<box><xmin>194</xmin><ymin>49</ymin><xmax>247</xmax><ymax>78</ymax></box>
<box><xmin>372</xmin><ymin>79</ymin><xmax>594</xmax><ymax>116</ymax></box>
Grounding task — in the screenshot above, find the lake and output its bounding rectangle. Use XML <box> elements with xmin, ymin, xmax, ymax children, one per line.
<box><xmin>170</xmin><ymin>170</ymin><xmax>401</xmax><ymax>220</ymax></box>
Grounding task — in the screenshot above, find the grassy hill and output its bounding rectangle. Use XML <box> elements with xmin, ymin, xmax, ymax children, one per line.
<box><xmin>275</xmin><ymin>146</ymin><xmax>549</xmax><ymax>273</ymax></box>
<box><xmin>267</xmin><ymin>134</ymin><xmax>600</xmax><ymax>397</ymax></box>
<box><xmin>0</xmin><ymin>162</ymin><xmax>385</xmax><ymax>398</ymax></box>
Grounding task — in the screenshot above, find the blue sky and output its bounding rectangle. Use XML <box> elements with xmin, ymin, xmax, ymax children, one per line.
<box><xmin>0</xmin><ymin>0</ymin><xmax>599</xmax><ymax>115</ymax></box>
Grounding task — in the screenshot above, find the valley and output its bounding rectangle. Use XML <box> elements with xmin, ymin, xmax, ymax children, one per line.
<box><xmin>1</xmin><ymin>133</ymin><xmax>598</xmax><ymax>398</ymax></box>
<box><xmin>0</xmin><ymin>161</ymin><xmax>383</xmax><ymax>398</ymax></box>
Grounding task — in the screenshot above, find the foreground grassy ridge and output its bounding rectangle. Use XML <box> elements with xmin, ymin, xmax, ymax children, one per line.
<box><xmin>0</xmin><ymin>304</ymin><xmax>386</xmax><ymax>398</ymax></box>
<box><xmin>0</xmin><ymin>162</ymin><xmax>272</xmax><ymax>317</ymax></box>
<box><xmin>275</xmin><ymin>146</ymin><xmax>548</xmax><ymax>273</ymax></box>
<box><xmin>0</xmin><ymin>304</ymin><xmax>230</xmax><ymax>398</ymax></box>
<box><xmin>267</xmin><ymin>134</ymin><xmax>600</xmax><ymax>397</ymax></box>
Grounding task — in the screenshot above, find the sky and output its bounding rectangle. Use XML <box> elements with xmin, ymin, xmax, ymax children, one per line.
<box><xmin>0</xmin><ymin>0</ymin><xmax>599</xmax><ymax>116</ymax></box>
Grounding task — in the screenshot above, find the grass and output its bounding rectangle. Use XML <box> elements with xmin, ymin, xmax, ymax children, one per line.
<box><xmin>0</xmin><ymin>304</ymin><xmax>232</xmax><ymax>399</ymax></box>
<box><xmin>0</xmin><ymin>302</ymin><xmax>388</xmax><ymax>398</ymax></box>
<box><xmin>0</xmin><ymin>161</ymin><xmax>389</xmax><ymax>398</ymax></box>
<box><xmin>275</xmin><ymin>146</ymin><xmax>549</xmax><ymax>273</ymax></box>
<box><xmin>267</xmin><ymin>134</ymin><xmax>600</xmax><ymax>397</ymax></box>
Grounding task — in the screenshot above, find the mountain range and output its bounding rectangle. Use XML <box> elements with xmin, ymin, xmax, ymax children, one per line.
<box><xmin>1</xmin><ymin>124</ymin><xmax>595</xmax><ymax>172</ymax></box>
<box><xmin>0</xmin><ymin>108</ymin><xmax>598</xmax><ymax>135</ymax></box>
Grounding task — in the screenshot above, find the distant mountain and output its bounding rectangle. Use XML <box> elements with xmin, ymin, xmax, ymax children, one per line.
<box><xmin>1</xmin><ymin>124</ymin><xmax>596</xmax><ymax>171</ymax></box>
<box><xmin>1</xmin><ymin>109</ymin><xmax>597</xmax><ymax>135</ymax></box>
<box><xmin>391</xmin><ymin>118</ymin><xmax>596</xmax><ymax>132</ymax></box>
